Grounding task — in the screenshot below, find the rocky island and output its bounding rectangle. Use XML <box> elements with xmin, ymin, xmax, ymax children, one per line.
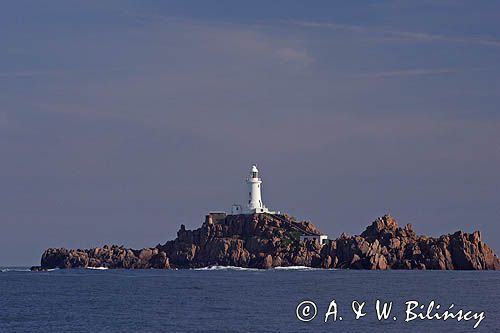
<box><xmin>32</xmin><ymin>166</ymin><xmax>500</xmax><ymax>271</ymax></box>
<box><xmin>33</xmin><ymin>213</ymin><xmax>500</xmax><ymax>271</ymax></box>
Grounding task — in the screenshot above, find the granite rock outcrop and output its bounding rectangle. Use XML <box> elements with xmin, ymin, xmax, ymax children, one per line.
<box><xmin>33</xmin><ymin>214</ymin><xmax>500</xmax><ymax>270</ymax></box>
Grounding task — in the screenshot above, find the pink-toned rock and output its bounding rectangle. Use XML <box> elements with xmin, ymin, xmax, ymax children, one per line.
<box><xmin>35</xmin><ymin>213</ymin><xmax>500</xmax><ymax>271</ymax></box>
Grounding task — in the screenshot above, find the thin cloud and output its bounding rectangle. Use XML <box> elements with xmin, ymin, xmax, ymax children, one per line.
<box><xmin>292</xmin><ymin>20</ymin><xmax>500</xmax><ymax>47</ymax></box>
<box><xmin>352</xmin><ymin>67</ymin><xmax>490</xmax><ymax>78</ymax></box>
<box><xmin>274</xmin><ymin>47</ymin><xmax>314</xmax><ymax>66</ymax></box>
<box><xmin>389</xmin><ymin>30</ymin><xmax>500</xmax><ymax>47</ymax></box>
<box><xmin>112</xmin><ymin>12</ymin><xmax>316</xmax><ymax>68</ymax></box>
<box><xmin>353</xmin><ymin>68</ymin><xmax>463</xmax><ymax>78</ymax></box>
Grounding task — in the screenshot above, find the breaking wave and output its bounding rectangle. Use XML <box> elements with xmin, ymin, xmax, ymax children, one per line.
<box><xmin>0</xmin><ymin>268</ymin><xmax>31</xmax><ymax>272</ymax></box>
<box><xmin>193</xmin><ymin>265</ymin><xmax>324</xmax><ymax>271</ymax></box>
<box><xmin>273</xmin><ymin>266</ymin><xmax>323</xmax><ymax>271</ymax></box>
<box><xmin>194</xmin><ymin>266</ymin><xmax>259</xmax><ymax>271</ymax></box>
<box><xmin>86</xmin><ymin>266</ymin><xmax>109</xmax><ymax>270</ymax></box>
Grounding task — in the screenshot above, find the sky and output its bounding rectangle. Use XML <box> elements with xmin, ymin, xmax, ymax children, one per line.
<box><xmin>1</xmin><ymin>1</ymin><xmax>499</xmax><ymax>266</ymax></box>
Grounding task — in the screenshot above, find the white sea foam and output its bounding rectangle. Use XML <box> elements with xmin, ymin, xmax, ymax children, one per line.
<box><xmin>86</xmin><ymin>266</ymin><xmax>109</xmax><ymax>270</ymax></box>
<box><xmin>0</xmin><ymin>268</ymin><xmax>31</xmax><ymax>272</ymax></box>
<box><xmin>273</xmin><ymin>266</ymin><xmax>322</xmax><ymax>271</ymax></box>
<box><xmin>193</xmin><ymin>265</ymin><xmax>323</xmax><ymax>271</ymax></box>
<box><xmin>194</xmin><ymin>265</ymin><xmax>259</xmax><ymax>271</ymax></box>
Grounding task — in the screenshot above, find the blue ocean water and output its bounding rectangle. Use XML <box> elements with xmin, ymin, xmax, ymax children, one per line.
<box><xmin>0</xmin><ymin>267</ymin><xmax>498</xmax><ymax>332</ymax></box>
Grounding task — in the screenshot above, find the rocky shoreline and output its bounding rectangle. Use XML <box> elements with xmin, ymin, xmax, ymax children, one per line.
<box><xmin>32</xmin><ymin>214</ymin><xmax>500</xmax><ymax>271</ymax></box>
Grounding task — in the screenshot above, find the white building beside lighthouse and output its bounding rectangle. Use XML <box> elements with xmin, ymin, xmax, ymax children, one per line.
<box><xmin>230</xmin><ymin>165</ymin><xmax>277</xmax><ymax>215</ymax></box>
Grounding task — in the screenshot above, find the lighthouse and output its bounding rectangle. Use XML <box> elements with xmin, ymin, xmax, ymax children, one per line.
<box><xmin>230</xmin><ymin>165</ymin><xmax>277</xmax><ymax>215</ymax></box>
<box><xmin>247</xmin><ymin>165</ymin><xmax>263</xmax><ymax>211</ymax></box>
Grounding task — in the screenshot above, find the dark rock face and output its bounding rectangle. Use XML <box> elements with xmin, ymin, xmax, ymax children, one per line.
<box><xmin>38</xmin><ymin>246</ymin><xmax>170</xmax><ymax>270</ymax></box>
<box><xmin>34</xmin><ymin>214</ymin><xmax>500</xmax><ymax>270</ymax></box>
<box><xmin>159</xmin><ymin>214</ymin><xmax>324</xmax><ymax>269</ymax></box>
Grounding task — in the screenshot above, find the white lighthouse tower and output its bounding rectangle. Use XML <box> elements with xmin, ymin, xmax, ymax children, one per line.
<box><xmin>230</xmin><ymin>165</ymin><xmax>276</xmax><ymax>215</ymax></box>
<box><xmin>246</xmin><ymin>165</ymin><xmax>264</xmax><ymax>212</ymax></box>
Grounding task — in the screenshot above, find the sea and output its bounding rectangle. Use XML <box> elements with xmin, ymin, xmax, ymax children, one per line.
<box><xmin>0</xmin><ymin>267</ymin><xmax>498</xmax><ymax>332</ymax></box>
